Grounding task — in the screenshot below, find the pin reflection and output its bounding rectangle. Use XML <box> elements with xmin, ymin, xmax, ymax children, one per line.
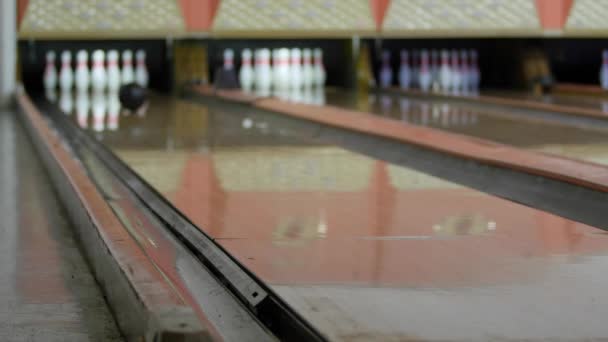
<box><xmin>59</xmin><ymin>89</ymin><xmax>73</xmax><ymax>114</ymax></box>
<box><xmin>91</xmin><ymin>91</ymin><xmax>106</xmax><ymax>132</ymax></box>
<box><xmin>76</xmin><ymin>90</ymin><xmax>90</xmax><ymax>128</ymax></box>
<box><xmin>107</xmin><ymin>91</ymin><xmax>120</xmax><ymax>131</ymax></box>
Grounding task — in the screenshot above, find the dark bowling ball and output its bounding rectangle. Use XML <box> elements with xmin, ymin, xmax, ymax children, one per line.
<box><xmin>119</xmin><ymin>83</ymin><xmax>148</xmax><ymax>112</ymax></box>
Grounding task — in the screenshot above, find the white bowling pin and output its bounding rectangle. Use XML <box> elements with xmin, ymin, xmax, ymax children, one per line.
<box><xmin>239</xmin><ymin>49</ymin><xmax>254</xmax><ymax>92</ymax></box>
<box><xmin>450</xmin><ymin>50</ymin><xmax>461</xmax><ymax>93</ymax></box>
<box><xmin>43</xmin><ymin>51</ymin><xmax>58</xmax><ymax>92</ymax></box>
<box><xmin>469</xmin><ymin>49</ymin><xmax>480</xmax><ymax>91</ymax></box>
<box><xmin>255</xmin><ymin>48</ymin><xmax>272</xmax><ymax>92</ymax></box>
<box><xmin>312</xmin><ymin>48</ymin><xmax>326</xmax><ymax>87</ymax></box>
<box><xmin>411</xmin><ymin>50</ymin><xmax>419</xmax><ymax>88</ymax></box>
<box><xmin>379</xmin><ymin>50</ymin><xmax>392</xmax><ymax>88</ymax></box>
<box><xmin>75</xmin><ymin>50</ymin><xmax>90</xmax><ymax>92</ymax></box>
<box><xmin>107</xmin><ymin>91</ymin><xmax>120</xmax><ymax>131</ymax></box>
<box><xmin>439</xmin><ymin>50</ymin><xmax>452</xmax><ymax>92</ymax></box>
<box><xmin>59</xmin><ymin>90</ymin><xmax>73</xmax><ymax>114</ymax></box>
<box><xmin>121</xmin><ymin>50</ymin><xmax>134</xmax><ymax>85</ymax></box>
<box><xmin>290</xmin><ymin>48</ymin><xmax>302</xmax><ymax>89</ymax></box>
<box><xmin>91</xmin><ymin>91</ymin><xmax>106</xmax><ymax>132</ymax></box>
<box><xmin>274</xmin><ymin>48</ymin><xmax>291</xmax><ymax>90</ymax></box>
<box><xmin>271</xmin><ymin>49</ymin><xmax>280</xmax><ymax>89</ymax></box>
<box><xmin>59</xmin><ymin>51</ymin><xmax>73</xmax><ymax>91</ymax></box>
<box><xmin>418</xmin><ymin>50</ymin><xmax>432</xmax><ymax>92</ymax></box>
<box><xmin>91</xmin><ymin>50</ymin><xmax>107</xmax><ymax>92</ymax></box>
<box><xmin>601</xmin><ymin>50</ymin><xmax>608</xmax><ymax>90</ymax></box>
<box><xmin>106</xmin><ymin>50</ymin><xmax>121</xmax><ymax>92</ymax></box>
<box><xmin>302</xmin><ymin>48</ymin><xmax>313</xmax><ymax>88</ymax></box>
<box><xmin>135</xmin><ymin>49</ymin><xmax>149</xmax><ymax>88</ymax></box>
<box><xmin>76</xmin><ymin>90</ymin><xmax>90</xmax><ymax>128</ymax></box>
<box><xmin>398</xmin><ymin>50</ymin><xmax>411</xmax><ymax>90</ymax></box>
<box><xmin>459</xmin><ymin>50</ymin><xmax>470</xmax><ymax>92</ymax></box>
<box><xmin>223</xmin><ymin>49</ymin><xmax>234</xmax><ymax>70</ymax></box>
<box><xmin>431</xmin><ymin>50</ymin><xmax>440</xmax><ymax>91</ymax></box>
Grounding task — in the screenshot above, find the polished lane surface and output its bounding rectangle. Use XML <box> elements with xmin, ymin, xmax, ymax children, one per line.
<box><xmin>0</xmin><ymin>111</ymin><xmax>122</xmax><ymax>341</ymax></box>
<box><xmin>74</xmin><ymin>94</ymin><xmax>608</xmax><ymax>341</ymax></box>
<box><xmin>323</xmin><ymin>89</ymin><xmax>608</xmax><ymax>165</ymax></box>
<box><xmin>482</xmin><ymin>89</ymin><xmax>608</xmax><ymax>112</ymax></box>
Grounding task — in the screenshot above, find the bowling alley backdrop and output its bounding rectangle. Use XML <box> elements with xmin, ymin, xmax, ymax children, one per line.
<box><xmin>15</xmin><ymin>0</ymin><xmax>608</xmax><ymax>94</ymax></box>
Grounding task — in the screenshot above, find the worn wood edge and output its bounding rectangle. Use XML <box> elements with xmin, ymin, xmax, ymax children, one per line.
<box><xmin>15</xmin><ymin>88</ymin><xmax>212</xmax><ymax>342</ymax></box>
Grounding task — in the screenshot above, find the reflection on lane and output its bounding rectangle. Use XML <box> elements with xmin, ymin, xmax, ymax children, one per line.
<box><xmin>320</xmin><ymin>89</ymin><xmax>608</xmax><ymax>165</ymax></box>
<box><xmin>93</xmin><ymin>94</ymin><xmax>608</xmax><ymax>340</ymax></box>
<box><xmin>50</xmin><ymin>89</ymin><xmax>144</xmax><ymax>132</ymax></box>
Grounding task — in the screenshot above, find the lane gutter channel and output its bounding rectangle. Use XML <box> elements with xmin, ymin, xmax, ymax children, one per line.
<box><xmin>37</xmin><ymin>97</ymin><xmax>326</xmax><ymax>342</ymax></box>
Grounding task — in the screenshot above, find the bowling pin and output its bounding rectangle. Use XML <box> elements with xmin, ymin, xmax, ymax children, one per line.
<box><xmin>398</xmin><ymin>50</ymin><xmax>411</xmax><ymax>90</ymax></box>
<box><xmin>59</xmin><ymin>89</ymin><xmax>73</xmax><ymax>114</ymax></box>
<box><xmin>431</xmin><ymin>50</ymin><xmax>440</xmax><ymax>91</ymax></box>
<box><xmin>274</xmin><ymin>48</ymin><xmax>291</xmax><ymax>90</ymax></box>
<box><xmin>450</xmin><ymin>50</ymin><xmax>461</xmax><ymax>93</ymax></box>
<box><xmin>600</xmin><ymin>50</ymin><xmax>608</xmax><ymax>90</ymax></box>
<box><xmin>239</xmin><ymin>49</ymin><xmax>254</xmax><ymax>92</ymax></box>
<box><xmin>223</xmin><ymin>49</ymin><xmax>234</xmax><ymax>70</ymax></box>
<box><xmin>460</xmin><ymin>49</ymin><xmax>470</xmax><ymax>92</ymax></box>
<box><xmin>75</xmin><ymin>50</ymin><xmax>90</xmax><ymax>92</ymax></box>
<box><xmin>379</xmin><ymin>50</ymin><xmax>392</xmax><ymax>88</ymax></box>
<box><xmin>290</xmin><ymin>48</ymin><xmax>302</xmax><ymax>89</ymax></box>
<box><xmin>255</xmin><ymin>48</ymin><xmax>272</xmax><ymax>94</ymax></box>
<box><xmin>135</xmin><ymin>49</ymin><xmax>149</xmax><ymax>88</ymax></box>
<box><xmin>411</xmin><ymin>50</ymin><xmax>419</xmax><ymax>88</ymax></box>
<box><xmin>91</xmin><ymin>50</ymin><xmax>107</xmax><ymax>92</ymax></box>
<box><xmin>312</xmin><ymin>48</ymin><xmax>326</xmax><ymax>87</ymax></box>
<box><xmin>418</xmin><ymin>50</ymin><xmax>432</xmax><ymax>92</ymax></box>
<box><xmin>469</xmin><ymin>49</ymin><xmax>480</xmax><ymax>92</ymax></box>
<box><xmin>76</xmin><ymin>90</ymin><xmax>90</xmax><ymax>128</ymax></box>
<box><xmin>43</xmin><ymin>51</ymin><xmax>58</xmax><ymax>92</ymax></box>
<box><xmin>271</xmin><ymin>49</ymin><xmax>279</xmax><ymax>89</ymax></box>
<box><xmin>92</xmin><ymin>91</ymin><xmax>106</xmax><ymax>132</ymax></box>
<box><xmin>107</xmin><ymin>91</ymin><xmax>120</xmax><ymax>131</ymax></box>
<box><xmin>302</xmin><ymin>48</ymin><xmax>313</xmax><ymax>88</ymax></box>
<box><xmin>59</xmin><ymin>51</ymin><xmax>74</xmax><ymax>92</ymax></box>
<box><xmin>439</xmin><ymin>50</ymin><xmax>452</xmax><ymax>92</ymax></box>
<box><xmin>121</xmin><ymin>50</ymin><xmax>134</xmax><ymax>85</ymax></box>
<box><xmin>106</xmin><ymin>50</ymin><xmax>121</xmax><ymax>92</ymax></box>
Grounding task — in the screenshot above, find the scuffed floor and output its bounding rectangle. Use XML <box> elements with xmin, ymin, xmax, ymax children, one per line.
<box><xmin>0</xmin><ymin>110</ymin><xmax>122</xmax><ymax>341</ymax></box>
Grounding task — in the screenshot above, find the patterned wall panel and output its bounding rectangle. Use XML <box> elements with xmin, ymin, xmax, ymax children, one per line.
<box><xmin>383</xmin><ymin>0</ymin><xmax>541</xmax><ymax>36</ymax></box>
<box><xmin>20</xmin><ymin>0</ymin><xmax>185</xmax><ymax>38</ymax></box>
<box><xmin>212</xmin><ymin>0</ymin><xmax>376</xmax><ymax>37</ymax></box>
<box><xmin>565</xmin><ymin>0</ymin><xmax>608</xmax><ymax>34</ymax></box>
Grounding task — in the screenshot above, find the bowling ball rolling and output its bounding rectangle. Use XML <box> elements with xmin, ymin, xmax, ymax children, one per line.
<box><xmin>119</xmin><ymin>83</ymin><xmax>148</xmax><ymax>115</ymax></box>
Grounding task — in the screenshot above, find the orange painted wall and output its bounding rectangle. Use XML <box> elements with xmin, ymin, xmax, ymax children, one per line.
<box><xmin>179</xmin><ymin>0</ymin><xmax>220</xmax><ymax>31</ymax></box>
<box><xmin>370</xmin><ymin>0</ymin><xmax>390</xmax><ymax>31</ymax></box>
<box><xmin>535</xmin><ymin>0</ymin><xmax>574</xmax><ymax>30</ymax></box>
<box><xmin>17</xmin><ymin>0</ymin><xmax>28</xmax><ymax>28</ymax></box>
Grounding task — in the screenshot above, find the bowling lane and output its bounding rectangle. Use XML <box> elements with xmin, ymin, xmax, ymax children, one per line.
<box><xmin>481</xmin><ymin>89</ymin><xmax>608</xmax><ymax>112</ymax></box>
<box><xmin>83</xmin><ymin>94</ymin><xmax>608</xmax><ymax>341</ymax></box>
<box><xmin>321</xmin><ymin>88</ymin><xmax>608</xmax><ymax>165</ymax></box>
